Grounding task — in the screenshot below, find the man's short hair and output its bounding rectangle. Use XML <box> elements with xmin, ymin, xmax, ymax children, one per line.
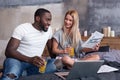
<box><xmin>34</xmin><ymin>8</ymin><xmax>50</xmax><ymax>18</ymax></box>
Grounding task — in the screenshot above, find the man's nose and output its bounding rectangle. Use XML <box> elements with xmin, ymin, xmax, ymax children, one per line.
<box><xmin>48</xmin><ymin>21</ymin><xmax>51</xmax><ymax>26</ymax></box>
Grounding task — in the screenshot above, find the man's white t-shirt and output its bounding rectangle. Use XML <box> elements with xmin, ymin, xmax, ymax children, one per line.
<box><xmin>12</xmin><ymin>23</ymin><xmax>52</xmax><ymax>57</ymax></box>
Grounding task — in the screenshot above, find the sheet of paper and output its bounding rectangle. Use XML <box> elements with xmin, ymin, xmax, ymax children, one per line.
<box><xmin>54</xmin><ymin>72</ymin><xmax>69</xmax><ymax>80</ymax></box>
<box><xmin>82</xmin><ymin>31</ymin><xmax>104</xmax><ymax>49</ymax></box>
<box><xmin>97</xmin><ymin>65</ymin><xmax>119</xmax><ymax>73</ymax></box>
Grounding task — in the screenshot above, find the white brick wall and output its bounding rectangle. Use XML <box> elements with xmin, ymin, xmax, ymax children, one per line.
<box><xmin>0</xmin><ymin>40</ymin><xmax>8</xmax><ymax>66</ymax></box>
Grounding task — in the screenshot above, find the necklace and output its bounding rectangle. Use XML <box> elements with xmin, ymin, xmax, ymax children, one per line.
<box><xmin>64</xmin><ymin>29</ymin><xmax>73</xmax><ymax>48</ymax></box>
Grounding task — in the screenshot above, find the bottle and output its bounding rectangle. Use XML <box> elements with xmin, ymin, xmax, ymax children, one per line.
<box><xmin>84</xmin><ymin>30</ymin><xmax>87</xmax><ymax>37</ymax></box>
<box><xmin>111</xmin><ymin>30</ymin><xmax>115</xmax><ymax>37</ymax></box>
<box><xmin>107</xmin><ymin>26</ymin><xmax>111</xmax><ymax>37</ymax></box>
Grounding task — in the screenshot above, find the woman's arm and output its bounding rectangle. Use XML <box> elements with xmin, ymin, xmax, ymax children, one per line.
<box><xmin>52</xmin><ymin>38</ymin><xmax>68</xmax><ymax>55</ymax></box>
<box><xmin>81</xmin><ymin>43</ymin><xmax>100</xmax><ymax>53</ymax></box>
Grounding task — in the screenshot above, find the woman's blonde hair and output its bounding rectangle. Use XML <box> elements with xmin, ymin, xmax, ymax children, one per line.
<box><xmin>62</xmin><ymin>9</ymin><xmax>81</xmax><ymax>48</ymax></box>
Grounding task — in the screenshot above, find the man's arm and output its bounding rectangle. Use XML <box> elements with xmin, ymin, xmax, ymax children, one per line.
<box><xmin>5</xmin><ymin>37</ymin><xmax>30</xmax><ymax>61</ymax></box>
<box><xmin>47</xmin><ymin>38</ymin><xmax>56</xmax><ymax>58</ymax></box>
<box><xmin>5</xmin><ymin>37</ymin><xmax>44</xmax><ymax>67</ymax></box>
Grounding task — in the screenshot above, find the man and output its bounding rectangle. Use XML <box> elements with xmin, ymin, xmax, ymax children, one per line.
<box><xmin>1</xmin><ymin>8</ymin><xmax>56</xmax><ymax>80</ymax></box>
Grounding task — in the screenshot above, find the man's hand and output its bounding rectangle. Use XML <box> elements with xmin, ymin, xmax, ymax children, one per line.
<box><xmin>28</xmin><ymin>56</ymin><xmax>45</xmax><ymax>67</ymax></box>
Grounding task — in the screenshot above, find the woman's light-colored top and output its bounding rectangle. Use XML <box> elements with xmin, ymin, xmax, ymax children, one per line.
<box><xmin>53</xmin><ymin>29</ymin><xmax>84</xmax><ymax>58</ymax></box>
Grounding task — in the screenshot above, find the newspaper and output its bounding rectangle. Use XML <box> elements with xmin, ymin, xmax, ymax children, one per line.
<box><xmin>82</xmin><ymin>31</ymin><xmax>104</xmax><ymax>49</ymax></box>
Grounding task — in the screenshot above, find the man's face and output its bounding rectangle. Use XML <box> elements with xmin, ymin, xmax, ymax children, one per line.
<box><xmin>39</xmin><ymin>12</ymin><xmax>52</xmax><ymax>32</ymax></box>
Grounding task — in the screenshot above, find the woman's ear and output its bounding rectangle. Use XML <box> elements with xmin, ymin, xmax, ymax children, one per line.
<box><xmin>35</xmin><ymin>16</ymin><xmax>40</xmax><ymax>22</ymax></box>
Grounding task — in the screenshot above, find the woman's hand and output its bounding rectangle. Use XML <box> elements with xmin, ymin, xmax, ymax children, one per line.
<box><xmin>81</xmin><ymin>43</ymin><xmax>100</xmax><ymax>53</ymax></box>
<box><xmin>93</xmin><ymin>43</ymin><xmax>100</xmax><ymax>51</ymax></box>
<box><xmin>63</xmin><ymin>47</ymin><xmax>70</xmax><ymax>54</ymax></box>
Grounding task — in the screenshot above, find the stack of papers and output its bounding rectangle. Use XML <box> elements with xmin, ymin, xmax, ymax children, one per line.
<box><xmin>54</xmin><ymin>72</ymin><xmax>69</xmax><ymax>80</ymax></box>
<box><xmin>97</xmin><ymin>65</ymin><xmax>119</xmax><ymax>73</ymax></box>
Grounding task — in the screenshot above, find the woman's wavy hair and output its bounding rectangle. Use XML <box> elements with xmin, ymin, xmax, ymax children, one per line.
<box><xmin>62</xmin><ymin>9</ymin><xmax>81</xmax><ymax>48</ymax></box>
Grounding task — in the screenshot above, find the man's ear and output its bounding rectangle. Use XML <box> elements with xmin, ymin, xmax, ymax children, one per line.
<box><xmin>35</xmin><ymin>16</ymin><xmax>40</xmax><ymax>22</ymax></box>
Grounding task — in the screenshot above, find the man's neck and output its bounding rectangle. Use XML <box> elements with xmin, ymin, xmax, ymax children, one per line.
<box><xmin>32</xmin><ymin>23</ymin><xmax>41</xmax><ymax>31</ymax></box>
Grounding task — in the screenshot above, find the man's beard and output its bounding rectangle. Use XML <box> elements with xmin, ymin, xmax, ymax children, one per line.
<box><xmin>40</xmin><ymin>25</ymin><xmax>48</xmax><ymax>32</ymax></box>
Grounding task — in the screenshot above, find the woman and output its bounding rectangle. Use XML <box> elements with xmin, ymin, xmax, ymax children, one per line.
<box><xmin>52</xmin><ymin>10</ymin><xmax>100</xmax><ymax>69</ymax></box>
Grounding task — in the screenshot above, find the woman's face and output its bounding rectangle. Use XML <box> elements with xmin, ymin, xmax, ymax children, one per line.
<box><xmin>64</xmin><ymin>14</ymin><xmax>73</xmax><ymax>29</ymax></box>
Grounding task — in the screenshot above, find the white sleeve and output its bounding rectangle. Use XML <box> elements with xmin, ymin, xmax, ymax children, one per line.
<box><xmin>48</xmin><ymin>27</ymin><xmax>53</xmax><ymax>39</ymax></box>
<box><xmin>12</xmin><ymin>25</ymin><xmax>24</xmax><ymax>40</ymax></box>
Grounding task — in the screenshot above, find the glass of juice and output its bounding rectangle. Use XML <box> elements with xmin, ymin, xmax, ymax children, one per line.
<box><xmin>69</xmin><ymin>47</ymin><xmax>74</xmax><ymax>57</ymax></box>
<box><xmin>39</xmin><ymin>60</ymin><xmax>47</xmax><ymax>73</ymax></box>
